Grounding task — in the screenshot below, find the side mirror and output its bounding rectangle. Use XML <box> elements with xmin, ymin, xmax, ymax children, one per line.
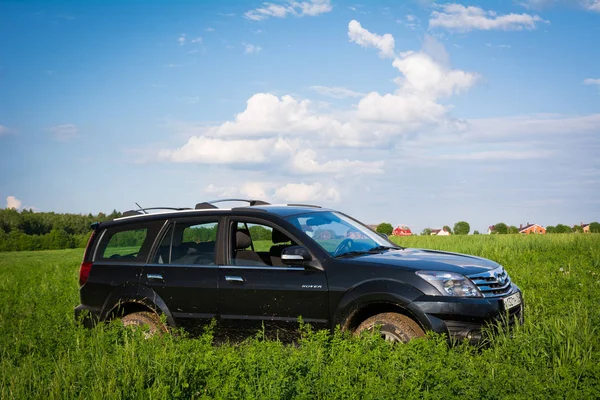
<box><xmin>379</xmin><ymin>233</ymin><xmax>389</xmax><ymax>239</ymax></box>
<box><xmin>281</xmin><ymin>246</ymin><xmax>312</xmax><ymax>265</ymax></box>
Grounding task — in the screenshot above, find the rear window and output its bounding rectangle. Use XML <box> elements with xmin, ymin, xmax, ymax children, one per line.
<box><xmin>95</xmin><ymin>220</ymin><xmax>164</xmax><ymax>262</ymax></box>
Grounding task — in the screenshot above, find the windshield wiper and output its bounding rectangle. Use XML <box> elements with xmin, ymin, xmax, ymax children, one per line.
<box><xmin>335</xmin><ymin>246</ymin><xmax>402</xmax><ymax>259</ymax></box>
<box><xmin>367</xmin><ymin>245</ymin><xmax>402</xmax><ymax>253</ymax></box>
<box><xmin>334</xmin><ymin>250</ymin><xmax>371</xmax><ymax>259</ymax></box>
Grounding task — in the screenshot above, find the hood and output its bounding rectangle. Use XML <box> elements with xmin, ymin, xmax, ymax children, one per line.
<box><xmin>354</xmin><ymin>248</ymin><xmax>501</xmax><ymax>275</ymax></box>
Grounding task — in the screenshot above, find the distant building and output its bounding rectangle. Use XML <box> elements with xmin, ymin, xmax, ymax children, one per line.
<box><xmin>582</xmin><ymin>223</ymin><xmax>590</xmax><ymax>233</ymax></box>
<box><xmin>431</xmin><ymin>228</ymin><xmax>451</xmax><ymax>236</ymax></box>
<box><xmin>487</xmin><ymin>225</ymin><xmax>496</xmax><ymax>234</ymax></box>
<box><xmin>392</xmin><ymin>225</ymin><xmax>412</xmax><ymax>236</ymax></box>
<box><xmin>519</xmin><ymin>223</ymin><xmax>546</xmax><ymax>234</ymax></box>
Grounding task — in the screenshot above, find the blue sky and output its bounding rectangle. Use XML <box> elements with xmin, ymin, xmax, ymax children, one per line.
<box><xmin>1</xmin><ymin>0</ymin><xmax>599</xmax><ymax>233</ymax></box>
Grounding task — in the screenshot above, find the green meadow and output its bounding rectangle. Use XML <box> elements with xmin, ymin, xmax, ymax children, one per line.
<box><xmin>1</xmin><ymin>234</ymin><xmax>599</xmax><ymax>399</ymax></box>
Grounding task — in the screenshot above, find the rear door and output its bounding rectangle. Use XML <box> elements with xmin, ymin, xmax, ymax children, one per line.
<box><xmin>218</xmin><ymin>217</ymin><xmax>329</xmax><ymax>335</ymax></box>
<box><xmin>83</xmin><ymin>220</ymin><xmax>164</xmax><ymax>317</ymax></box>
<box><xmin>142</xmin><ymin>217</ymin><xmax>222</xmax><ymax>330</ymax></box>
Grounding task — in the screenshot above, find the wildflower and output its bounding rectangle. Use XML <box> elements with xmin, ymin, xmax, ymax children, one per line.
<box><xmin>559</xmin><ymin>267</ymin><xmax>564</xmax><ymax>272</ymax></box>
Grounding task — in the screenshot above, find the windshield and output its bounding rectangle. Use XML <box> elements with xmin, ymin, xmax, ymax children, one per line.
<box><xmin>286</xmin><ymin>211</ymin><xmax>396</xmax><ymax>257</ymax></box>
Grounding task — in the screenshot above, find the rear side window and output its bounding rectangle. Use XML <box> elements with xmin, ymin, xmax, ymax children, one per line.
<box><xmin>104</xmin><ymin>228</ymin><xmax>147</xmax><ymax>259</ymax></box>
<box><xmin>95</xmin><ymin>221</ymin><xmax>164</xmax><ymax>262</ymax></box>
<box><xmin>153</xmin><ymin>220</ymin><xmax>219</xmax><ymax>265</ymax></box>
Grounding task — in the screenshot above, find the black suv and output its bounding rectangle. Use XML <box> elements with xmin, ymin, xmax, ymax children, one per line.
<box><xmin>75</xmin><ymin>199</ymin><xmax>523</xmax><ymax>343</ymax></box>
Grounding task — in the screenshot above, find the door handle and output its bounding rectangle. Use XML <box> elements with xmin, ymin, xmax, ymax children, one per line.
<box><xmin>147</xmin><ymin>273</ymin><xmax>164</xmax><ymax>281</ymax></box>
<box><xmin>225</xmin><ymin>276</ymin><xmax>244</xmax><ymax>283</ymax></box>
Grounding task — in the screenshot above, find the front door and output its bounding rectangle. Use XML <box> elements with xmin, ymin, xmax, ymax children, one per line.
<box><xmin>218</xmin><ymin>219</ymin><xmax>329</xmax><ymax>338</ymax></box>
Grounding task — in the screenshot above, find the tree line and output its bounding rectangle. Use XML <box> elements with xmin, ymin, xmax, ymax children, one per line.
<box><xmin>376</xmin><ymin>221</ymin><xmax>600</xmax><ymax>236</ymax></box>
<box><xmin>0</xmin><ymin>208</ymin><xmax>121</xmax><ymax>252</ymax></box>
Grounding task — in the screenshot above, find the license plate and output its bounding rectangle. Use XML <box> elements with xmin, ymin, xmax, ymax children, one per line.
<box><xmin>503</xmin><ymin>292</ymin><xmax>521</xmax><ymax>310</ymax></box>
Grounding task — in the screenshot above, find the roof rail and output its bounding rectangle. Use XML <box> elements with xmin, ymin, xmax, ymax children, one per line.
<box><xmin>120</xmin><ymin>207</ymin><xmax>191</xmax><ymax>218</ymax></box>
<box><xmin>287</xmin><ymin>203</ymin><xmax>321</xmax><ymax>208</ymax></box>
<box><xmin>195</xmin><ymin>199</ymin><xmax>271</xmax><ymax>209</ymax></box>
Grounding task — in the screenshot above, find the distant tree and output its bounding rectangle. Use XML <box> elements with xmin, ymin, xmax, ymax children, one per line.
<box><xmin>493</xmin><ymin>223</ymin><xmax>508</xmax><ymax>234</ymax></box>
<box><xmin>453</xmin><ymin>221</ymin><xmax>470</xmax><ymax>235</ymax></box>
<box><xmin>249</xmin><ymin>225</ymin><xmax>271</xmax><ymax>241</ymax></box>
<box><xmin>473</xmin><ymin>230</ymin><xmax>480</xmax><ymax>235</ymax></box>
<box><xmin>546</xmin><ymin>226</ymin><xmax>555</xmax><ymax>233</ymax></box>
<box><xmin>376</xmin><ymin>222</ymin><xmax>393</xmax><ymax>235</ymax></box>
<box><xmin>421</xmin><ymin>228</ymin><xmax>432</xmax><ymax>236</ymax></box>
<box><xmin>508</xmin><ymin>225</ymin><xmax>519</xmax><ymax>234</ymax></box>
<box><xmin>572</xmin><ymin>225</ymin><xmax>583</xmax><ymax>233</ymax></box>
<box><xmin>589</xmin><ymin>222</ymin><xmax>600</xmax><ymax>233</ymax></box>
<box><xmin>553</xmin><ymin>224</ymin><xmax>571</xmax><ymax>234</ymax></box>
<box><xmin>443</xmin><ymin>225</ymin><xmax>452</xmax><ymax>234</ymax></box>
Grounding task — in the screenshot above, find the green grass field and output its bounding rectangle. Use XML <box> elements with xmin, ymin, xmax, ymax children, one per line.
<box><xmin>1</xmin><ymin>234</ymin><xmax>599</xmax><ymax>399</ymax></box>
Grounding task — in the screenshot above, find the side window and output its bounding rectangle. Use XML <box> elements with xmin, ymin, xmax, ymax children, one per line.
<box><xmin>168</xmin><ymin>221</ymin><xmax>218</xmax><ymax>265</ymax></box>
<box><xmin>230</xmin><ymin>222</ymin><xmax>293</xmax><ymax>266</ymax></box>
<box><xmin>96</xmin><ymin>220</ymin><xmax>163</xmax><ymax>262</ymax></box>
<box><xmin>102</xmin><ymin>228</ymin><xmax>148</xmax><ymax>259</ymax></box>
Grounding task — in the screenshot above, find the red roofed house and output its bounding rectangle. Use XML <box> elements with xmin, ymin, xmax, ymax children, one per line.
<box><xmin>392</xmin><ymin>225</ymin><xmax>412</xmax><ymax>236</ymax></box>
<box><xmin>519</xmin><ymin>223</ymin><xmax>546</xmax><ymax>235</ymax></box>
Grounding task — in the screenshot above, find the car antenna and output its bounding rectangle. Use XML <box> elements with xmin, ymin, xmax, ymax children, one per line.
<box><xmin>135</xmin><ymin>202</ymin><xmax>148</xmax><ymax>214</ymax></box>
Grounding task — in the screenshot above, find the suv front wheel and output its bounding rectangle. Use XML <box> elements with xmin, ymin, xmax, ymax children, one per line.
<box><xmin>355</xmin><ymin>312</ymin><xmax>425</xmax><ymax>343</ymax></box>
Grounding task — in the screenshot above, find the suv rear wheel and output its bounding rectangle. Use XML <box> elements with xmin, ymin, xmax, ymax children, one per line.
<box><xmin>355</xmin><ymin>312</ymin><xmax>425</xmax><ymax>343</ymax></box>
<box><xmin>121</xmin><ymin>311</ymin><xmax>167</xmax><ymax>337</ymax></box>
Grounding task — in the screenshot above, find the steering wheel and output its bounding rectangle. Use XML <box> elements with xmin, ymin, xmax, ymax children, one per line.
<box><xmin>333</xmin><ymin>238</ymin><xmax>355</xmax><ymax>257</ymax></box>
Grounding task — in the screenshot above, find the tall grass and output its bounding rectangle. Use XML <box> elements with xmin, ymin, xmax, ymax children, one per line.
<box><xmin>0</xmin><ymin>235</ymin><xmax>599</xmax><ymax>398</ymax></box>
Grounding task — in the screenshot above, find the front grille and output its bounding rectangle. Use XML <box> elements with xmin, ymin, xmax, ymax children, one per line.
<box><xmin>468</xmin><ymin>266</ymin><xmax>512</xmax><ymax>298</ymax></box>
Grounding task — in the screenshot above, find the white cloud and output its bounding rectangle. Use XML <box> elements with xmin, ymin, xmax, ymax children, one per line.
<box><xmin>438</xmin><ymin>150</ymin><xmax>554</xmax><ymax>161</ymax></box>
<box><xmin>47</xmin><ymin>124</ymin><xmax>79</xmax><ymax>141</ymax></box>
<box><xmin>348</xmin><ymin>20</ymin><xmax>395</xmax><ymax>58</ymax></box>
<box><xmin>205</xmin><ymin>182</ymin><xmax>268</xmax><ymax>199</ymax></box>
<box><xmin>158</xmin><ymin>137</ymin><xmax>294</xmax><ymax>164</ymax></box>
<box><xmin>292</xmin><ymin>149</ymin><xmax>384</xmax><ymax>175</ymax></box>
<box><xmin>465</xmin><ymin>113</ymin><xmax>600</xmax><ymax>138</ymax></box>
<box><xmin>0</xmin><ymin>125</ymin><xmax>15</xmax><ymax>136</ymax></box>
<box><xmin>244</xmin><ymin>43</ymin><xmax>262</xmax><ymax>54</ymax></box>
<box><xmin>585</xmin><ymin>0</ymin><xmax>600</xmax><ymax>11</ymax></box>
<box><xmin>520</xmin><ymin>0</ymin><xmax>600</xmax><ymax>12</ymax></box>
<box><xmin>391</xmin><ymin>51</ymin><xmax>479</xmax><ymax>97</ymax></box>
<box><xmin>274</xmin><ymin>182</ymin><xmax>340</xmax><ymax>202</ymax></box>
<box><xmin>158</xmin><ymin>22</ymin><xmax>479</xmax><ymax>161</ymax></box>
<box><xmin>6</xmin><ymin>196</ymin><xmax>22</xmax><ymax>210</ymax></box>
<box><xmin>200</xmin><ymin>93</ymin><xmax>356</xmax><ymax>139</ymax></box>
<box><xmin>245</xmin><ymin>0</ymin><xmax>332</xmax><ymax>21</ymax></box>
<box><xmin>205</xmin><ymin>27</ymin><xmax>215</xmax><ymax>32</ymax></box>
<box><xmin>310</xmin><ymin>85</ymin><xmax>365</xmax><ymax>99</ymax></box>
<box><xmin>584</xmin><ymin>78</ymin><xmax>600</xmax><ymax>87</ymax></box>
<box><xmin>204</xmin><ymin>181</ymin><xmax>340</xmax><ymax>203</ymax></box>
<box><xmin>429</xmin><ymin>3</ymin><xmax>547</xmax><ymax>32</ymax></box>
<box><xmin>178</xmin><ymin>34</ymin><xmax>186</xmax><ymax>46</ymax></box>
<box><xmin>399</xmin><ymin>14</ymin><xmax>421</xmax><ymax>30</ymax></box>
<box><xmin>191</xmin><ymin>37</ymin><xmax>203</xmax><ymax>44</ymax></box>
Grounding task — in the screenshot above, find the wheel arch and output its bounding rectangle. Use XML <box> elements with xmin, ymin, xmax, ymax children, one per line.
<box><xmin>334</xmin><ymin>279</ymin><xmax>433</xmax><ymax>333</ymax></box>
<box><xmin>100</xmin><ymin>283</ymin><xmax>176</xmax><ymax>326</ymax></box>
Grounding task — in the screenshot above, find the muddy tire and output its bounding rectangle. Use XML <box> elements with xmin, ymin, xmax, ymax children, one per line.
<box><xmin>121</xmin><ymin>311</ymin><xmax>167</xmax><ymax>337</ymax></box>
<box><xmin>355</xmin><ymin>312</ymin><xmax>425</xmax><ymax>343</ymax></box>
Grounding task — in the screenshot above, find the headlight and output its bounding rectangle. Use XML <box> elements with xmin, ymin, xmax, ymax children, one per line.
<box><xmin>416</xmin><ymin>271</ymin><xmax>482</xmax><ymax>297</ymax></box>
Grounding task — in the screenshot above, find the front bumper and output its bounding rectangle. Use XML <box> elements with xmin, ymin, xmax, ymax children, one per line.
<box><xmin>410</xmin><ymin>286</ymin><xmax>524</xmax><ymax>345</ymax></box>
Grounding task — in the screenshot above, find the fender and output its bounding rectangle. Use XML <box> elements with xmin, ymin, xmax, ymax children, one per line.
<box><xmin>333</xmin><ymin>279</ymin><xmax>434</xmax><ymax>331</ymax></box>
<box><xmin>100</xmin><ymin>283</ymin><xmax>177</xmax><ymax>327</ymax></box>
